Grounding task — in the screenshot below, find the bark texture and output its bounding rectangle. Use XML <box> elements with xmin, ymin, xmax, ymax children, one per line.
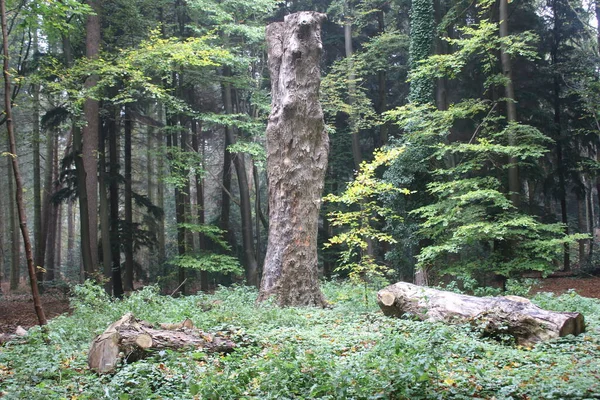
<box><xmin>258</xmin><ymin>12</ymin><xmax>328</xmax><ymax>307</ymax></box>
<box><xmin>377</xmin><ymin>282</ymin><xmax>585</xmax><ymax>345</ymax></box>
<box><xmin>88</xmin><ymin>313</ymin><xmax>236</xmax><ymax>374</ymax></box>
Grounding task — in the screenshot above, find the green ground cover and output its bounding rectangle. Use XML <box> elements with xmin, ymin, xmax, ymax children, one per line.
<box><xmin>1</xmin><ymin>281</ymin><xmax>599</xmax><ymax>399</ymax></box>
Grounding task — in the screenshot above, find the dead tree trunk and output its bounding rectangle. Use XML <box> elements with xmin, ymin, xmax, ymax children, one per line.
<box><xmin>377</xmin><ymin>282</ymin><xmax>585</xmax><ymax>345</ymax></box>
<box><xmin>258</xmin><ymin>12</ymin><xmax>328</xmax><ymax>307</ymax></box>
<box><xmin>88</xmin><ymin>313</ymin><xmax>236</xmax><ymax>374</ymax></box>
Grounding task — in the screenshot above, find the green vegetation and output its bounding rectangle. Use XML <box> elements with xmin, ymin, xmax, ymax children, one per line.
<box><xmin>1</xmin><ymin>282</ymin><xmax>599</xmax><ymax>399</ymax></box>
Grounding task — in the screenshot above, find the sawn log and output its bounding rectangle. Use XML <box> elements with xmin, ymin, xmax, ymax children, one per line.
<box><xmin>377</xmin><ymin>282</ymin><xmax>585</xmax><ymax>345</ymax></box>
<box><xmin>88</xmin><ymin>313</ymin><xmax>235</xmax><ymax>374</ymax></box>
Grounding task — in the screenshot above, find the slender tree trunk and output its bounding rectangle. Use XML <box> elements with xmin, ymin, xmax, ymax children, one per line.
<box><xmin>1</xmin><ymin>0</ymin><xmax>46</xmax><ymax>324</ymax></box>
<box><xmin>344</xmin><ymin>4</ymin><xmax>361</xmax><ymax>170</ymax></box>
<box><xmin>192</xmin><ymin>120</ymin><xmax>208</xmax><ymax>291</ymax></box>
<box><xmin>109</xmin><ymin>108</ymin><xmax>123</xmax><ymax>298</ymax></box>
<box><xmin>99</xmin><ymin>116</ymin><xmax>113</xmax><ymax>294</ymax></box>
<box><xmin>38</xmin><ymin>130</ymin><xmax>55</xmax><ymax>283</ymax></box>
<box><xmin>32</xmin><ymin>29</ymin><xmax>42</xmax><ymax>277</ymax></box>
<box><xmin>124</xmin><ymin>107</ymin><xmax>134</xmax><ymax>291</ymax></box>
<box><xmin>222</xmin><ymin>72</ymin><xmax>259</xmax><ymax>286</ymax></box>
<box><xmin>578</xmin><ymin>191</ymin><xmax>588</xmax><ymax>267</ymax></box>
<box><xmin>551</xmin><ymin>0</ymin><xmax>569</xmax><ymax>270</ymax></box>
<box><xmin>45</xmin><ymin>135</ymin><xmax>60</xmax><ymax>281</ymax></box>
<box><xmin>67</xmin><ymin>200</ymin><xmax>75</xmax><ymax>272</ymax></box>
<box><xmin>7</xmin><ymin>142</ymin><xmax>19</xmax><ymax>290</ymax></box>
<box><xmin>499</xmin><ymin>0</ymin><xmax>520</xmax><ymax>208</ymax></box>
<box><xmin>258</xmin><ymin>12</ymin><xmax>328</xmax><ymax>306</ymax></box>
<box><xmin>55</xmin><ymin>203</ymin><xmax>63</xmax><ymax>279</ymax></box>
<box><xmin>169</xmin><ymin>116</ymin><xmax>187</xmax><ymax>295</ymax></box>
<box><xmin>220</xmin><ymin>129</ymin><xmax>234</xmax><ymax>247</ymax></box>
<box><xmin>253</xmin><ymin>163</ymin><xmax>262</xmax><ymax>273</ymax></box>
<box><xmin>156</xmin><ymin>105</ymin><xmax>166</xmax><ymax>266</ymax></box>
<box><xmin>376</xmin><ymin>10</ymin><xmax>388</xmax><ymax>147</ymax></box>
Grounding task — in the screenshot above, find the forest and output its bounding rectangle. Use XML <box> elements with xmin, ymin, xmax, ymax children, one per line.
<box><xmin>1</xmin><ymin>0</ymin><xmax>600</xmax><ymax>398</ymax></box>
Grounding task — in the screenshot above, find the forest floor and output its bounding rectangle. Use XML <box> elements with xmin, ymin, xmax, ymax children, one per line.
<box><xmin>1</xmin><ymin>275</ymin><xmax>600</xmax><ymax>334</ymax></box>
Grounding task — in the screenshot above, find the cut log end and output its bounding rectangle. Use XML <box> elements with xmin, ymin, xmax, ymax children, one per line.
<box><xmin>379</xmin><ymin>291</ymin><xmax>396</xmax><ymax>307</ymax></box>
<box><xmin>135</xmin><ymin>334</ymin><xmax>153</xmax><ymax>349</ymax></box>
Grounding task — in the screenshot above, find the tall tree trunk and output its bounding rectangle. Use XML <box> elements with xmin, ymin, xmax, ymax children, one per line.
<box><xmin>578</xmin><ymin>191</ymin><xmax>588</xmax><ymax>267</ymax></box>
<box><xmin>67</xmin><ymin>200</ymin><xmax>75</xmax><ymax>273</ymax></box>
<box><xmin>169</xmin><ymin>116</ymin><xmax>187</xmax><ymax>295</ymax></box>
<box><xmin>222</xmin><ymin>70</ymin><xmax>259</xmax><ymax>287</ymax></box>
<box><xmin>253</xmin><ymin>163</ymin><xmax>262</xmax><ymax>273</ymax></box>
<box><xmin>45</xmin><ymin>134</ymin><xmax>60</xmax><ymax>281</ymax></box>
<box><xmin>192</xmin><ymin>120</ymin><xmax>208</xmax><ymax>291</ymax></box>
<box><xmin>376</xmin><ymin>10</ymin><xmax>388</xmax><ymax>147</ymax></box>
<box><xmin>81</xmin><ymin>0</ymin><xmax>101</xmax><ymax>272</ymax></box>
<box><xmin>7</xmin><ymin>139</ymin><xmax>19</xmax><ymax>290</ymax></box>
<box><xmin>32</xmin><ymin>28</ymin><xmax>42</xmax><ymax>277</ymax></box>
<box><xmin>109</xmin><ymin>108</ymin><xmax>123</xmax><ymax>298</ymax></box>
<box><xmin>344</xmin><ymin>3</ymin><xmax>361</xmax><ymax>170</ymax></box>
<box><xmin>220</xmin><ymin>128</ymin><xmax>234</xmax><ymax>247</ymax></box>
<box><xmin>38</xmin><ymin>130</ymin><xmax>55</xmax><ymax>283</ymax></box>
<box><xmin>99</xmin><ymin>116</ymin><xmax>113</xmax><ymax>294</ymax></box>
<box><xmin>551</xmin><ymin>0</ymin><xmax>569</xmax><ymax>270</ymax></box>
<box><xmin>1</xmin><ymin>0</ymin><xmax>46</xmax><ymax>324</ymax></box>
<box><xmin>499</xmin><ymin>0</ymin><xmax>520</xmax><ymax>208</ymax></box>
<box><xmin>55</xmin><ymin>203</ymin><xmax>63</xmax><ymax>279</ymax></box>
<box><xmin>258</xmin><ymin>12</ymin><xmax>328</xmax><ymax>306</ymax></box>
<box><xmin>156</xmin><ymin>105</ymin><xmax>166</xmax><ymax>266</ymax></box>
<box><xmin>124</xmin><ymin>107</ymin><xmax>134</xmax><ymax>291</ymax></box>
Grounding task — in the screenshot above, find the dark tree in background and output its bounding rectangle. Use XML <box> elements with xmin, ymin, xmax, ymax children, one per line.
<box><xmin>258</xmin><ymin>11</ymin><xmax>329</xmax><ymax>307</ymax></box>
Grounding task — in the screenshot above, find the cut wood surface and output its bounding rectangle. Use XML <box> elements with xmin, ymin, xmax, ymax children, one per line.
<box><xmin>377</xmin><ymin>282</ymin><xmax>585</xmax><ymax>345</ymax></box>
<box><xmin>88</xmin><ymin>313</ymin><xmax>235</xmax><ymax>374</ymax></box>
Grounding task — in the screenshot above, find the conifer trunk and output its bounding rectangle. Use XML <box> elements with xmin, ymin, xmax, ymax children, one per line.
<box><xmin>1</xmin><ymin>0</ymin><xmax>46</xmax><ymax>324</ymax></box>
<box><xmin>99</xmin><ymin>118</ymin><xmax>113</xmax><ymax>294</ymax></box>
<box><xmin>124</xmin><ymin>107</ymin><xmax>134</xmax><ymax>291</ymax></box>
<box><xmin>81</xmin><ymin>0</ymin><xmax>101</xmax><ymax>272</ymax></box>
<box><xmin>499</xmin><ymin>0</ymin><xmax>520</xmax><ymax>208</ymax></box>
<box><xmin>7</xmin><ymin>135</ymin><xmax>19</xmax><ymax>290</ymax></box>
<box><xmin>258</xmin><ymin>12</ymin><xmax>328</xmax><ymax>306</ymax></box>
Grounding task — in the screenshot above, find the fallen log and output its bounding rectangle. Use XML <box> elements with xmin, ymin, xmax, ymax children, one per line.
<box><xmin>88</xmin><ymin>313</ymin><xmax>235</xmax><ymax>374</ymax></box>
<box><xmin>377</xmin><ymin>282</ymin><xmax>585</xmax><ymax>345</ymax></box>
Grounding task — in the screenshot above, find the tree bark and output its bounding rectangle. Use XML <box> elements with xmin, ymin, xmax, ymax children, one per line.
<box><xmin>551</xmin><ymin>0</ymin><xmax>569</xmax><ymax>270</ymax></box>
<box><xmin>81</xmin><ymin>0</ymin><xmax>101</xmax><ymax>271</ymax></box>
<box><xmin>88</xmin><ymin>313</ymin><xmax>236</xmax><ymax>374</ymax></box>
<box><xmin>378</xmin><ymin>282</ymin><xmax>585</xmax><ymax>345</ymax></box>
<box><xmin>499</xmin><ymin>0</ymin><xmax>520</xmax><ymax>208</ymax></box>
<box><xmin>7</xmin><ymin>134</ymin><xmax>19</xmax><ymax>291</ymax></box>
<box><xmin>192</xmin><ymin>120</ymin><xmax>209</xmax><ymax>291</ymax></box>
<box><xmin>45</xmin><ymin>135</ymin><xmax>60</xmax><ymax>281</ymax></box>
<box><xmin>344</xmin><ymin>3</ymin><xmax>361</xmax><ymax>170</ymax></box>
<box><xmin>258</xmin><ymin>12</ymin><xmax>328</xmax><ymax>307</ymax></box>
<box><xmin>222</xmin><ymin>68</ymin><xmax>259</xmax><ymax>286</ymax></box>
<box><xmin>124</xmin><ymin>107</ymin><xmax>134</xmax><ymax>291</ymax></box>
<box><xmin>99</xmin><ymin>116</ymin><xmax>113</xmax><ymax>294</ymax></box>
<box><xmin>32</xmin><ymin>29</ymin><xmax>41</xmax><ymax>278</ymax></box>
<box><xmin>1</xmin><ymin>0</ymin><xmax>46</xmax><ymax>324</ymax></box>
<box><xmin>108</xmin><ymin>108</ymin><xmax>123</xmax><ymax>298</ymax></box>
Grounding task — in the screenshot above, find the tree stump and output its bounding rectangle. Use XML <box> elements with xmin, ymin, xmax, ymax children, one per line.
<box><xmin>88</xmin><ymin>313</ymin><xmax>236</xmax><ymax>374</ymax></box>
<box><xmin>377</xmin><ymin>282</ymin><xmax>585</xmax><ymax>345</ymax></box>
<box><xmin>258</xmin><ymin>11</ymin><xmax>329</xmax><ymax>307</ymax></box>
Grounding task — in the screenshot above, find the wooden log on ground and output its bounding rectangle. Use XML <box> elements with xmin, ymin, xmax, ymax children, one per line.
<box><xmin>88</xmin><ymin>313</ymin><xmax>236</xmax><ymax>374</ymax></box>
<box><xmin>377</xmin><ymin>282</ymin><xmax>585</xmax><ymax>345</ymax></box>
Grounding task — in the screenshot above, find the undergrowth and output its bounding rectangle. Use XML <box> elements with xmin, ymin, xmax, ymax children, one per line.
<box><xmin>1</xmin><ymin>281</ymin><xmax>599</xmax><ymax>399</ymax></box>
